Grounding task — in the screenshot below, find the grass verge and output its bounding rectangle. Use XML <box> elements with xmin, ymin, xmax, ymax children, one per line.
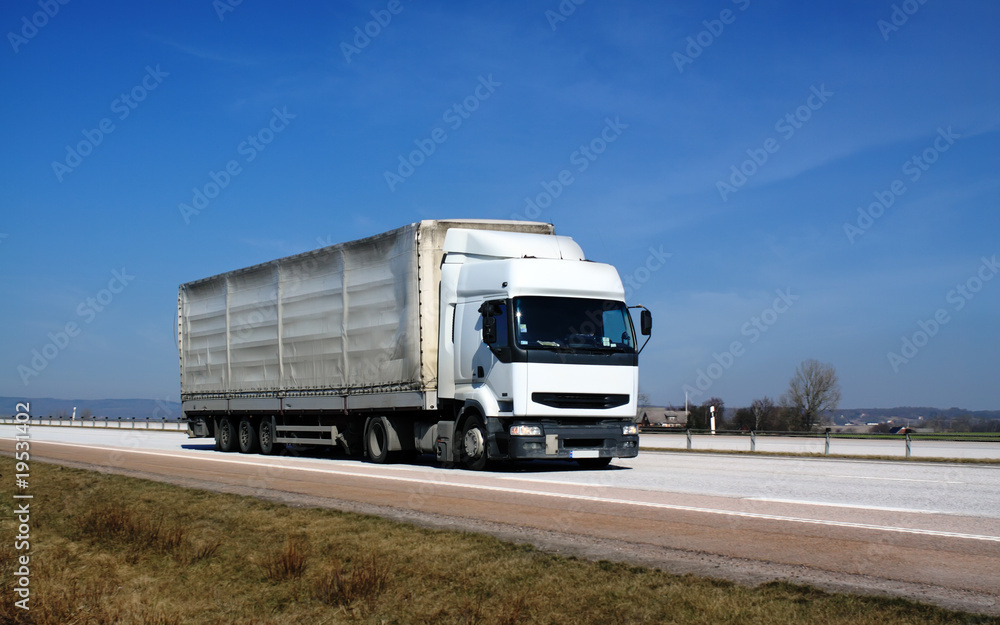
<box><xmin>1</xmin><ymin>459</ymin><xmax>997</xmax><ymax>625</ymax></box>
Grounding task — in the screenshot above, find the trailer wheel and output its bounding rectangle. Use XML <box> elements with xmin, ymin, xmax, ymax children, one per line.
<box><xmin>217</xmin><ymin>417</ymin><xmax>237</xmax><ymax>453</ymax></box>
<box><xmin>258</xmin><ymin>419</ymin><xmax>278</xmax><ymax>455</ymax></box>
<box><xmin>576</xmin><ymin>457</ymin><xmax>612</xmax><ymax>470</ymax></box>
<box><xmin>238</xmin><ymin>418</ymin><xmax>260</xmax><ymax>454</ymax></box>
<box><xmin>460</xmin><ymin>415</ymin><xmax>489</xmax><ymax>471</ymax></box>
<box><xmin>365</xmin><ymin>418</ymin><xmax>392</xmax><ymax>464</ymax></box>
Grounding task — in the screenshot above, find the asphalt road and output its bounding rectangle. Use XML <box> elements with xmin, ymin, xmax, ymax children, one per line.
<box><xmin>3</xmin><ymin>426</ymin><xmax>999</xmax><ymax>615</ymax></box>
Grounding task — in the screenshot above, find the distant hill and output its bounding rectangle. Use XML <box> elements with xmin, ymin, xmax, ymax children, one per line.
<box><xmin>835</xmin><ymin>407</ymin><xmax>1000</xmax><ymax>421</ymax></box>
<box><xmin>0</xmin><ymin>397</ymin><xmax>182</xmax><ymax>420</ymax></box>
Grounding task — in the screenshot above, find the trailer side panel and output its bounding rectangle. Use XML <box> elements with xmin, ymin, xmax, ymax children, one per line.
<box><xmin>179</xmin><ymin>224</ymin><xmax>422</xmax><ymax>398</ymax></box>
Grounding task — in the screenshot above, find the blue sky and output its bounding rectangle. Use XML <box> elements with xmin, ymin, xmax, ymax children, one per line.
<box><xmin>2</xmin><ymin>0</ymin><xmax>998</xmax><ymax>410</ymax></box>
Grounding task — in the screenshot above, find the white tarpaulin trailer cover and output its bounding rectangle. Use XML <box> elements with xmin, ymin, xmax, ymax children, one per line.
<box><xmin>178</xmin><ymin>220</ymin><xmax>553</xmax><ymax>400</ymax></box>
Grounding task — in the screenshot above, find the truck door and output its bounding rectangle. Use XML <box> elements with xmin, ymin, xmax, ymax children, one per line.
<box><xmin>475</xmin><ymin>300</ymin><xmax>514</xmax><ymax>407</ymax></box>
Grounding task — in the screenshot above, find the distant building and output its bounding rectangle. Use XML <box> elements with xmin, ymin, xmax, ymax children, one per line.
<box><xmin>637</xmin><ymin>407</ymin><xmax>688</xmax><ymax>428</ymax></box>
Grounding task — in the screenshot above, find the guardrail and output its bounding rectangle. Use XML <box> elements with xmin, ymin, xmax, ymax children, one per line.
<box><xmin>640</xmin><ymin>428</ymin><xmax>1000</xmax><ymax>458</ymax></box>
<box><xmin>0</xmin><ymin>416</ymin><xmax>187</xmax><ymax>431</ymax></box>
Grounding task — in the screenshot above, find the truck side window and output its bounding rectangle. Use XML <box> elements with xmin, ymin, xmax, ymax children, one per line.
<box><xmin>603</xmin><ymin>308</ymin><xmax>632</xmax><ymax>347</ymax></box>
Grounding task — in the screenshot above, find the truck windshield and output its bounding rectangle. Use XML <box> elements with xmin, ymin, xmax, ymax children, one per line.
<box><xmin>512</xmin><ymin>297</ymin><xmax>636</xmax><ymax>352</ymax></box>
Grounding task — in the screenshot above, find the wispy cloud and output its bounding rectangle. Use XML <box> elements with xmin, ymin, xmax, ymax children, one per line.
<box><xmin>147</xmin><ymin>33</ymin><xmax>260</xmax><ymax>65</ymax></box>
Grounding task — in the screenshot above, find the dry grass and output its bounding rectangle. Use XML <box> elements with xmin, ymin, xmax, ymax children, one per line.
<box><xmin>260</xmin><ymin>537</ymin><xmax>309</xmax><ymax>581</ymax></box>
<box><xmin>313</xmin><ymin>553</ymin><xmax>389</xmax><ymax>607</ymax></box>
<box><xmin>0</xmin><ymin>458</ymin><xmax>996</xmax><ymax>625</ymax></box>
<box><xmin>79</xmin><ymin>500</ymin><xmax>186</xmax><ymax>554</ymax></box>
<box><xmin>189</xmin><ymin>538</ymin><xmax>221</xmax><ymax>563</ymax></box>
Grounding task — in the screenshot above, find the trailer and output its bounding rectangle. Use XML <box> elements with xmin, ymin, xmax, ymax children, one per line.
<box><xmin>179</xmin><ymin>219</ymin><xmax>650</xmax><ymax>469</ymax></box>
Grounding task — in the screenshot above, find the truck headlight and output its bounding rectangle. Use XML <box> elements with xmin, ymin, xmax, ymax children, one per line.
<box><xmin>510</xmin><ymin>425</ymin><xmax>542</xmax><ymax>436</ymax></box>
<box><xmin>622</xmin><ymin>424</ymin><xmax>638</xmax><ymax>436</ymax></box>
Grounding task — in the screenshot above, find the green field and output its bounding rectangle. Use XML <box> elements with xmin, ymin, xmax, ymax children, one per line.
<box><xmin>2</xmin><ymin>459</ymin><xmax>997</xmax><ymax>625</ymax></box>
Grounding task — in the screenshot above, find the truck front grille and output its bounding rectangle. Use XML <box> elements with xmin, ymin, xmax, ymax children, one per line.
<box><xmin>563</xmin><ymin>438</ymin><xmax>605</xmax><ymax>448</ymax></box>
<box><xmin>531</xmin><ymin>393</ymin><xmax>629</xmax><ymax>410</ymax></box>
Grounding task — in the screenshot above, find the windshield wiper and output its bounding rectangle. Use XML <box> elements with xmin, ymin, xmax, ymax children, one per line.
<box><xmin>523</xmin><ymin>342</ymin><xmax>576</xmax><ymax>353</ymax></box>
<box><xmin>550</xmin><ymin>346</ymin><xmax>578</xmax><ymax>353</ymax></box>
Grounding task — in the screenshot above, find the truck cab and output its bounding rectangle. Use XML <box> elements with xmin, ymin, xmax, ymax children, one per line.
<box><xmin>436</xmin><ymin>228</ymin><xmax>648</xmax><ymax>469</ymax></box>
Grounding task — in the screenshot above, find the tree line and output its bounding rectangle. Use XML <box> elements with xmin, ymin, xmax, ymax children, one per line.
<box><xmin>664</xmin><ymin>359</ymin><xmax>843</xmax><ymax>432</ymax></box>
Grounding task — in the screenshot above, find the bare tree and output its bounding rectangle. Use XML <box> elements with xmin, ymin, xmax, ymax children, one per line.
<box><xmin>750</xmin><ymin>396</ymin><xmax>776</xmax><ymax>431</ymax></box>
<box><xmin>781</xmin><ymin>359</ymin><xmax>841</xmax><ymax>430</ymax></box>
<box><xmin>731</xmin><ymin>407</ymin><xmax>753</xmax><ymax>430</ymax></box>
<box><xmin>686</xmin><ymin>404</ymin><xmax>707</xmax><ymax>430</ymax></box>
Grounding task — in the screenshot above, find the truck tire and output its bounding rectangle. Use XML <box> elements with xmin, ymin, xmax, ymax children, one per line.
<box><xmin>258</xmin><ymin>419</ymin><xmax>278</xmax><ymax>455</ymax></box>
<box><xmin>460</xmin><ymin>414</ymin><xmax>489</xmax><ymax>471</ymax></box>
<box><xmin>238</xmin><ymin>418</ymin><xmax>260</xmax><ymax>454</ymax></box>
<box><xmin>365</xmin><ymin>418</ymin><xmax>392</xmax><ymax>464</ymax></box>
<box><xmin>217</xmin><ymin>417</ymin><xmax>237</xmax><ymax>453</ymax></box>
<box><xmin>577</xmin><ymin>457</ymin><xmax>612</xmax><ymax>469</ymax></box>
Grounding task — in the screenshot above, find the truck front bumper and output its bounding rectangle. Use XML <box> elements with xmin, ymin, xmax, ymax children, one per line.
<box><xmin>502</xmin><ymin>420</ymin><xmax>639</xmax><ymax>461</ymax></box>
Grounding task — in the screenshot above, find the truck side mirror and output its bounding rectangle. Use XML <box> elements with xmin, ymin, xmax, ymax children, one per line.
<box><xmin>640</xmin><ymin>309</ymin><xmax>652</xmax><ymax>336</ymax></box>
<box><xmin>482</xmin><ymin>316</ymin><xmax>497</xmax><ymax>344</ymax></box>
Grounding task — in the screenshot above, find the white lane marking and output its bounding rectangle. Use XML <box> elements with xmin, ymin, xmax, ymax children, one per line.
<box><xmin>491</xmin><ymin>474</ymin><xmax>611</xmax><ymax>488</ymax></box>
<box><xmin>746</xmin><ymin>497</ymin><xmax>944</xmax><ymax>515</ymax></box>
<box><xmin>20</xmin><ymin>439</ymin><xmax>1000</xmax><ymax>544</ymax></box>
<box><xmin>829</xmin><ymin>475</ymin><xmax>964</xmax><ymax>484</ymax></box>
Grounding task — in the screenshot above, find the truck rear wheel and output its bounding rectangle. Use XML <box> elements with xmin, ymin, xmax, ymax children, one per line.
<box><xmin>258</xmin><ymin>419</ymin><xmax>278</xmax><ymax>455</ymax></box>
<box><xmin>460</xmin><ymin>415</ymin><xmax>489</xmax><ymax>471</ymax></box>
<box><xmin>217</xmin><ymin>417</ymin><xmax>237</xmax><ymax>453</ymax></box>
<box><xmin>366</xmin><ymin>418</ymin><xmax>392</xmax><ymax>464</ymax></box>
<box><xmin>238</xmin><ymin>418</ymin><xmax>260</xmax><ymax>454</ymax></box>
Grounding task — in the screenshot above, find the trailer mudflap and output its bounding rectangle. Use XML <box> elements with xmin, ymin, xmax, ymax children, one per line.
<box><xmin>187</xmin><ymin>417</ymin><xmax>211</xmax><ymax>438</ymax></box>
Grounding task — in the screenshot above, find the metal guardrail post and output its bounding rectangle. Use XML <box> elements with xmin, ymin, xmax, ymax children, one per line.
<box><xmin>825</xmin><ymin>431</ymin><xmax>831</xmax><ymax>456</ymax></box>
<box><xmin>686</xmin><ymin>429</ymin><xmax>692</xmax><ymax>450</ymax></box>
<box><xmin>750</xmin><ymin>431</ymin><xmax>756</xmax><ymax>452</ymax></box>
<box><xmin>905</xmin><ymin>433</ymin><xmax>912</xmax><ymax>458</ymax></box>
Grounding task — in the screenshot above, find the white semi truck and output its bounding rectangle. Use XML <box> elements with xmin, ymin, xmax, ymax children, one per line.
<box><xmin>178</xmin><ymin>219</ymin><xmax>651</xmax><ymax>470</ymax></box>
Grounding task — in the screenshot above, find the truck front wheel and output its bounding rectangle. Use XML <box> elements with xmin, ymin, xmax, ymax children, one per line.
<box><xmin>460</xmin><ymin>415</ymin><xmax>489</xmax><ymax>471</ymax></box>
